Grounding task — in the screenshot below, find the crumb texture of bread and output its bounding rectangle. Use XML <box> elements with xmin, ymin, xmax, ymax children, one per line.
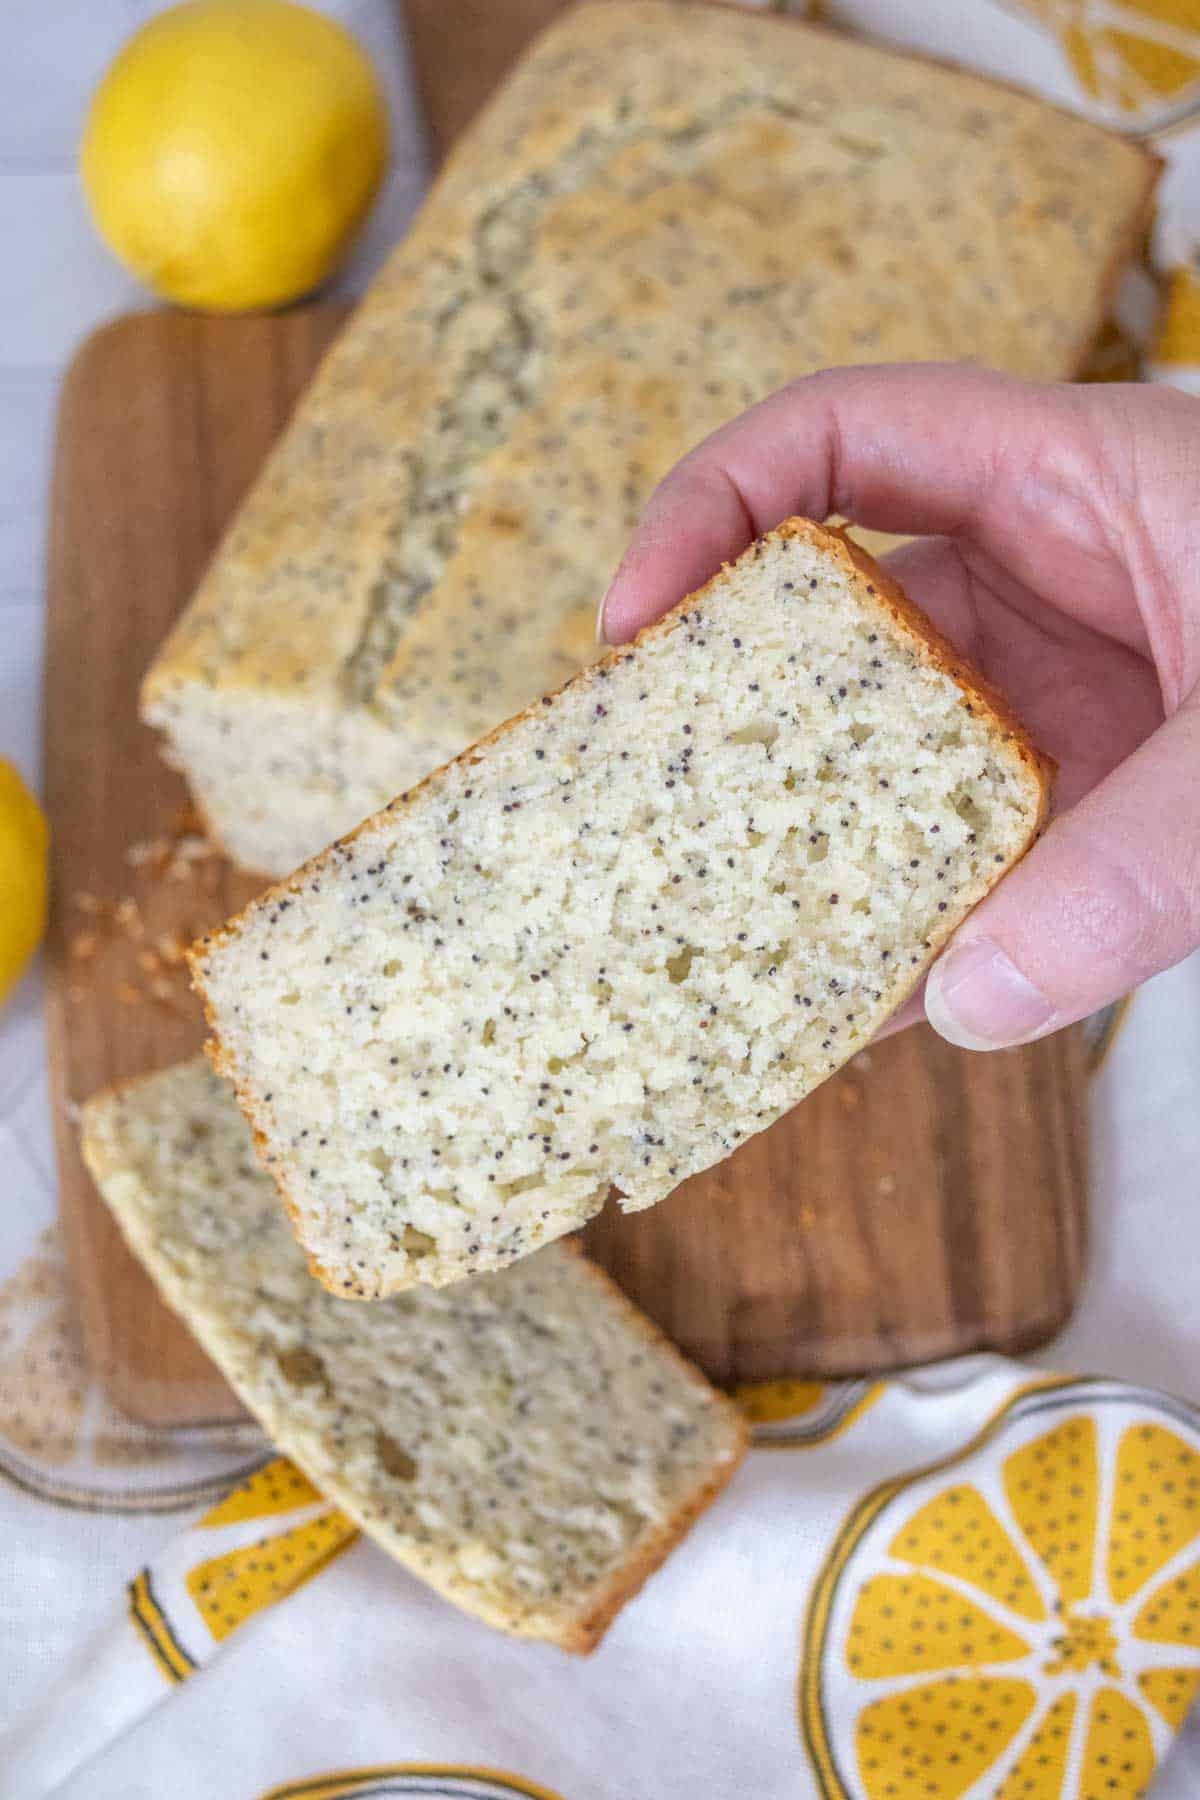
<box><xmin>191</xmin><ymin>522</ymin><xmax>1050</xmax><ymax>1298</ymax></box>
<box><xmin>141</xmin><ymin>0</ymin><xmax>1153</xmax><ymax>875</ymax></box>
<box><xmin>80</xmin><ymin>1058</ymin><xmax>745</xmax><ymax>1651</ymax></box>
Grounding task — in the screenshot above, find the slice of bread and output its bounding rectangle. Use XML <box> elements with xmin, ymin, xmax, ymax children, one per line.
<box><xmin>140</xmin><ymin>0</ymin><xmax>1155</xmax><ymax>877</ymax></box>
<box><xmin>80</xmin><ymin>1058</ymin><xmax>746</xmax><ymax>1653</ymax></box>
<box><xmin>191</xmin><ymin>520</ymin><xmax>1051</xmax><ymax>1300</ymax></box>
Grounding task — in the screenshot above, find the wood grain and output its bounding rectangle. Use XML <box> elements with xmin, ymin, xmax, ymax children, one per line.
<box><xmin>44</xmin><ymin>308</ymin><xmax>348</xmax><ymax>1425</ymax></box>
<box><xmin>45</xmin><ymin>307</ymin><xmax>1087</xmax><ymax>1422</ymax></box>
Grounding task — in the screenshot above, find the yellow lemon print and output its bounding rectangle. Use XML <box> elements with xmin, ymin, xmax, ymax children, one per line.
<box><xmin>1016</xmin><ymin>0</ymin><xmax>1200</xmax><ymax>127</ymax></box>
<box><xmin>803</xmin><ymin>1378</ymin><xmax>1200</xmax><ymax>1799</ymax></box>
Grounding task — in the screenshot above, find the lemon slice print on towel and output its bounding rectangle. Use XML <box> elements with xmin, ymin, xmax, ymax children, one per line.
<box><xmin>802</xmin><ymin>1378</ymin><xmax>1200</xmax><ymax>1799</ymax></box>
<box><xmin>1014</xmin><ymin>1</ymin><xmax>1200</xmax><ymax>130</ymax></box>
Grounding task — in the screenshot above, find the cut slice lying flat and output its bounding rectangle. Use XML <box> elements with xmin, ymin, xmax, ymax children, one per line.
<box><xmin>191</xmin><ymin>519</ymin><xmax>1051</xmax><ymax>1298</ymax></box>
<box><xmin>81</xmin><ymin>1058</ymin><xmax>746</xmax><ymax>1652</ymax></box>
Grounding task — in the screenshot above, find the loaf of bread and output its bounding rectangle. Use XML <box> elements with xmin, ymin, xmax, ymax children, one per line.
<box><xmin>191</xmin><ymin>521</ymin><xmax>1052</xmax><ymax>1299</ymax></box>
<box><xmin>141</xmin><ymin>0</ymin><xmax>1153</xmax><ymax>876</ymax></box>
<box><xmin>80</xmin><ymin>1057</ymin><xmax>746</xmax><ymax>1651</ymax></box>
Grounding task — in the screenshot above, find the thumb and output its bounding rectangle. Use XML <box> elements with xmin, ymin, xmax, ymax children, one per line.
<box><xmin>925</xmin><ymin>701</ymin><xmax>1200</xmax><ymax>1049</ymax></box>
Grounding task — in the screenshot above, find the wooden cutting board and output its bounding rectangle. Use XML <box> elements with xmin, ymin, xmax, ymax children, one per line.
<box><xmin>403</xmin><ymin>0</ymin><xmax>573</xmax><ymax>155</ymax></box>
<box><xmin>43</xmin><ymin>306</ymin><xmax>1087</xmax><ymax>1425</ymax></box>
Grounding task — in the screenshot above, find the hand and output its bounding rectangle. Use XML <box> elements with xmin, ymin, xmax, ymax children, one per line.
<box><xmin>598</xmin><ymin>364</ymin><xmax>1200</xmax><ymax>1050</ymax></box>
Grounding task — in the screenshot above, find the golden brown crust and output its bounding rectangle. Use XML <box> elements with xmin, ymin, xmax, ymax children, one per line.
<box><xmin>447</xmin><ymin>0</ymin><xmax>1160</xmax><ymax>438</ymax></box>
<box><xmin>478</xmin><ymin>0</ymin><xmax>1160</xmax><ymax>422</ymax></box>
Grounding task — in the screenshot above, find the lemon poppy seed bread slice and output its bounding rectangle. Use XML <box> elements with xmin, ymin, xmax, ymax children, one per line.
<box><xmin>191</xmin><ymin>521</ymin><xmax>1051</xmax><ymax>1298</ymax></box>
<box><xmin>81</xmin><ymin>1058</ymin><xmax>746</xmax><ymax>1652</ymax></box>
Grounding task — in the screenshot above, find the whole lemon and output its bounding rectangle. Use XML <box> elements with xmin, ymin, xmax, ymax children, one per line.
<box><xmin>0</xmin><ymin>761</ymin><xmax>49</xmax><ymax>1008</ymax></box>
<box><xmin>81</xmin><ymin>0</ymin><xmax>389</xmax><ymax>314</ymax></box>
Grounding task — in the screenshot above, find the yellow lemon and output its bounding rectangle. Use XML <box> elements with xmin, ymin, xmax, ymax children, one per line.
<box><xmin>80</xmin><ymin>0</ymin><xmax>389</xmax><ymax>313</ymax></box>
<box><xmin>0</xmin><ymin>760</ymin><xmax>48</xmax><ymax>1006</ymax></box>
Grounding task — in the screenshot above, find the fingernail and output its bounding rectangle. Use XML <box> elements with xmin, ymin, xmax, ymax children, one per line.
<box><xmin>595</xmin><ymin>591</ymin><xmax>610</xmax><ymax>645</ymax></box>
<box><xmin>924</xmin><ymin>937</ymin><xmax>1057</xmax><ymax>1051</ymax></box>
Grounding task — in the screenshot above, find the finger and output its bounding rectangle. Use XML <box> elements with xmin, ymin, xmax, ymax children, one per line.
<box><xmin>599</xmin><ymin>365</ymin><xmax>1171</xmax><ymax>658</ymax></box>
<box><xmin>924</xmin><ymin>699</ymin><xmax>1200</xmax><ymax>1048</ymax></box>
